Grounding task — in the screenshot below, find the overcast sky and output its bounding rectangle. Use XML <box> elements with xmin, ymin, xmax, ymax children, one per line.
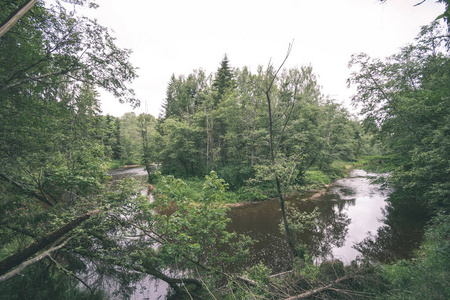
<box><xmin>81</xmin><ymin>0</ymin><xmax>445</xmax><ymax>118</ymax></box>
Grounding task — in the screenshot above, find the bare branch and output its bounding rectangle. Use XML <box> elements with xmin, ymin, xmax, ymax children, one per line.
<box><xmin>0</xmin><ymin>171</ymin><xmax>55</xmax><ymax>206</ymax></box>
<box><xmin>47</xmin><ymin>255</ymin><xmax>93</xmax><ymax>293</ymax></box>
<box><xmin>283</xmin><ymin>275</ymin><xmax>352</xmax><ymax>299</ymax></box>
<box><xmin>1</xmin><ymin>68</ymin><xmax>80</xmax><ymax>91</ymax></box>
<box><xmin>266</xmin><ymin>41</ymin><xmax>294</xmax><ymax>93</ymax></box>
<box><xmin>414</xmin><ymin>0</ymin><xmax>427</xmax><ymax>7</ymax></box>
<box><xmin>235</xmin><ymin>275</ymin><xmax>259</xmax><ymax>287</ymax></box>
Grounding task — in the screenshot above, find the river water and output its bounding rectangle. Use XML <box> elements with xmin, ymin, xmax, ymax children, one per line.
<box><xmin>109</xmin><ymin>167</ymin><xmax>425</xmax><ymax>299</ymax></box>
<box><xmin>227</xmin><ymin>169</ymin><xmax>393</xmax><ymax>272</ymax></box>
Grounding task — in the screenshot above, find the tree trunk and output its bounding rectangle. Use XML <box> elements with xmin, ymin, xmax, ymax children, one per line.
<box><xmin>283</xmin><ymin>275</ymin><xmax>352</xmax><ymax>299</ymax></box>
<box><xmin>0</xmin><ymin>0</ymin><xmax>38</xmax><ymax>38</ymax></box>
<box><xmin>260</xmin><ymin>43</ymin><xmax>297</xmax><ymax>257</ymax></box>
<box><xmin>265</xmin><ymin>89</ymin><xmax>297</xmax><ymax>258</ymax></box>
<box><xmin>0</xmin><ymin>210</ymin><xmax>99</xmax><ymax>276</ymax></box>
<box><xmin>0</xmin><ymin>241</ymin><xmax>68</xmax><ymax>283</ymax></box>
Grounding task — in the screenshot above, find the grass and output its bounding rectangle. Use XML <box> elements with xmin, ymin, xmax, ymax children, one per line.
<box><xmin>179</xmin><ymin>177</ymin><xmax>241</xmax><ymax>204</ymax></box>
<box><xmin>108</xmin><ymin>159</ymin><xmax>141</xmax><ymax>169</ymax></box>
<box><xmin>303</xmin><ymin>170</ymin><xmax>331</xmax><ymax>187</ymax></box>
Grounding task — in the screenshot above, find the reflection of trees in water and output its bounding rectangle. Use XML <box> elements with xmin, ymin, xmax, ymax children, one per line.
<box><xmin>227</xmin><ymin>181</ymin><xmax>427</xmax><ymax>271</ymax></box>
<box><xmin>291</xmin><ymin>193</ymin><xmax>354</xmax><ymax>260</ymax></box>
<box><xmin>353</xmin><ymin>192</ymin><xmax>427</xmax><ymax>263</ymax></box>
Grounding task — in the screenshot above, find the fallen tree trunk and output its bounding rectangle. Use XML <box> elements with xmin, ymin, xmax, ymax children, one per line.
<box><xmin>235</xmin><ymin>275</ymin><xmax>259</xmax><ymax>286</ymax></box>
<box><xmin>283</xmin><ymin>275</ymin><xmax>352</xmax><ymax>300</ymax></box>
<box><xmin>0</xmin><ymin>0</ymin><xmax>38</xmax><ymax>38</ymax></box>
<box><xmin>0</xmin><ymin>210</ymin><xmax>99</xmax><ymax>276</ymax></box>
<box><xmin>0</xmin><ymin>241</ymin><xmax>67</xmax><ymax>283</ymax></box>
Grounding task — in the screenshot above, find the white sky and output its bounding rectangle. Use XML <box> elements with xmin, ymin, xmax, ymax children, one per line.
<box><xmin>81</xmin><ymin>0</ymin><xmax>445</xmax><ymax>118</ymax></box>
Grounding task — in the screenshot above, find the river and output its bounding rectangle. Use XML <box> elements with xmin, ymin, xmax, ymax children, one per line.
<box><xmin>109</xmin><ymin>167</ymin><xmax>425</xmax><ymax>299</ymax></box>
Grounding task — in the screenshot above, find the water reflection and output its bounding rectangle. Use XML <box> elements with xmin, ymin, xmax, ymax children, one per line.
<box><xmin>353</xmin><ymin>193</ymin><xmax>427</xmax><ymax>263</ymax></box>
<box><xmin>296</xmin><ymin>196</ymin><xmax>353</xmax><ymax>261</ymax></box>
<box><xmin>108</xmin><ymin>168</ymin><xmax>425</xmax><ymax>299</ymax></box>
<box><xmin>108</xmin><ymin>166</ymin><xmax>149</xmax><ymax>180</ymax></box>
<box><xmin>226</xmin><ymin>170</ymin><xmax>402</xmax><ymax>272</ymax></box>
<box><xmin>108</xmin><ymin>167</ymin><xmax>167</xmax><ymax>299</ymax></box>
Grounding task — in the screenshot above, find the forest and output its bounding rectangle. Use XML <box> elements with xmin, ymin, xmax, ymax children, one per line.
<box><xmin>0</xmin><ymin>0</ymin><xmax>449</xmax><ymax>299</ymax></box>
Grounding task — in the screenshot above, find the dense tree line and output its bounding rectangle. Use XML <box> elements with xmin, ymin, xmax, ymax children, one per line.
<box><xmin>0</xmin><ymin>1</ymin><xmax>235</xmax><ymax>299</ymax></box>
<box><xmin>149</xmin><ymin>56</ymin><xmax>369</xmax><ymax>193</ymax></box>
<box><xmin>1</xmin><ymin>0</ymin><xmax>448</xmax><ymax>299</ymax></box>
<box><xmin>349</xmin><ymin>20</ymin><xmax>450</xmax><ymax>213</ymax></box>
<box><xmin>101</xmin><ymin>55</ymin><xmax>371</xmax><ymax>196</ymax></box>
<box><xmin>347</xmin><ymin>20</ymin><xmax>450</xmax><ymax>299</ymax></box>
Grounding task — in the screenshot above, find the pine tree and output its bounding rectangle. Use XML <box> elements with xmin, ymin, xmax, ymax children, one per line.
<box><xmin>212</xmin><ymin>54</ymin><xmax>234</xmax><ymax>105</ymax></box>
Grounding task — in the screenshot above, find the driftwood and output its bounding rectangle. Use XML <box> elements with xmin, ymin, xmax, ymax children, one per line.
<box><xmin>235</xmin><ymin>275</ymin><xmax>259</xmax><ymax>286</ymax></box>
<box><xmin>0</xmin><ymin>210</ymin><xmax>99</xmax><ymax>277</ymax></box>
<box><xmin>283</xmin><ymin>275</ymin><xmax>352</xmax><ymax>300</ymax></box>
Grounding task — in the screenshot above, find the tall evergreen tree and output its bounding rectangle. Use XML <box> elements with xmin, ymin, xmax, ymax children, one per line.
<box><xmin>212</xmin><ymin>54</ymin><xmax>234</xmax><ymax>105</ymax></box>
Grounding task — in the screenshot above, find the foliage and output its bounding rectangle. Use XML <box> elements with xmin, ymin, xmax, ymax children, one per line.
<box><xmin>380</xmin><ymin>214</ymin><xmax>450</xmax><ymax>299</ymax></box>
<box><xmin>148</xmin><ymin>172</ymin><xmax>251</xmax><ymax>288</ymax></box>
<box><xmin>302</xmin><ymin>170</ymin><xmax>331</xmax><ymax>187</ymax></box>
<box><xmin>0</xmin><ymin>1</ymin><xmax>150</xmax><ymax>298</ymax></box>
<box><xmin>118</xmin><ymin>112</ymin><xmax>143</xmax><ymax>164</ymax></box>
<box><xmin>6</xmin><ymin>1</ymin><xmax>448</xmax><ymax>298</ymax></box>
<box><xmin>156</xmin><ymin>56</ymin><xmax>366</xmax><ymax>196</ymax></box>
<box><xmin>0</xmin><ymin>263</ymin><xmax>107</xmax><ymax>300</ymax></box>
<box><xmin>350</xmin><ymin>20</ymin><xmax>450</xmax><ymax>299</ymax></box>
<box><xmin>358</xmin><ymin>154</ymin><xmax>408</xmax><ymax>173</ymax></box>
<box><xmin>247</xmin><ymin>262</ymin><xmax>272</xmax><ymax>285</ymax></box>
<box><xmin>349</xmin><ymin>20</ymin><xmax>450</xmax><ymax>212</ymax></box>
<box><xmin>138</xmin><ymin>113</ymin><xmax>158</xmax><ymax>181</ymax></box>
<box><xmin>219</xmin><ymin>256</ymin><xmax>387</xmax><ymax>300</ymax></box>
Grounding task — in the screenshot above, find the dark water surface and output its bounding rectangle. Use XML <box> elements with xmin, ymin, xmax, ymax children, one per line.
<box><xmin>227</xmin><ymin>170</ymin><xmax>396</xmax><ymax>273</ymax></box>
<box><xmin>109</xmin><ymin>168</ymin><xmax>425</xmax><ymax>299</ymax></box>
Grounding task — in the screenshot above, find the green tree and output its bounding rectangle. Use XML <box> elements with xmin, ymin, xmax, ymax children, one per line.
<box><xmin>348</xmin><ymin>21</ymin><xmax>450</xmax><ymax>211</ymax></box>
<box><xmin>212</xmin><ymin>54</ymin><xmax>235</xmax><ymax>105</ymax></box>
<box><xmin>137</xmin><ymin>113</ymin><xmax>157</xmax><ymax>181</ymax></box>
<box><xmin>0</xmin><ymin>1</ymin><xmax>141</xmax><ymax>297</ymax></box>
<box><xmin>251</xmin><ymin>44</ymin><xmax>324</xmax><ymax>257</ymax></box>
<box><xmin>119</xmin><ymin>112</ymin><xmax>142</xmax><ymax>164</ymax></box>
<box><xmin>163</xmin><ymin>70</ymin><xmax>209</xmax><ymax>122</ymax></box>
<box><xmin>349</xmin><ymin>20</ymin><xmax>450</xmax><ymax>299</ymax></box>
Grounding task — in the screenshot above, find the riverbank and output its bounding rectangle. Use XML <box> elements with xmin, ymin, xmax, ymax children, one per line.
<box><xmin>227</xmin><ymin>161</ymin><xmax>356</xmax><ymax>206</ymax></box>
<box><xmin>108</xmin><ymin>166</ymin><xmax>434</xmax><ymax>299</ymax></box>
<box><xmin>108</xmin><ymin>160</ymin><xmax>358</xmax><ymax>206</ymax></box>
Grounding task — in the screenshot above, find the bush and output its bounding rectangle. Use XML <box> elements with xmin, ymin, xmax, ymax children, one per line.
<box><xmin>247</xmin><ymin>262</ymin><xmax>271</xmax><ymax>285</ymax></box>
<box><xmin>303</xmin><ymin>170</ymin><xmax>331</xmax><ymax>187</ymax></box>
<box><xmin>381</xmin><ymin>214</ymin><xmax>450</xmax><ymax>299</ymax></box>
<box><xmin>318</xmin><ymin>259</ymin><xmax>345</xmax><ymax>282</ymax></box>
<box><xmin>216</xmin><ymin>165</ymin><xmax>252</xmax><ymax>190</ymax></box>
